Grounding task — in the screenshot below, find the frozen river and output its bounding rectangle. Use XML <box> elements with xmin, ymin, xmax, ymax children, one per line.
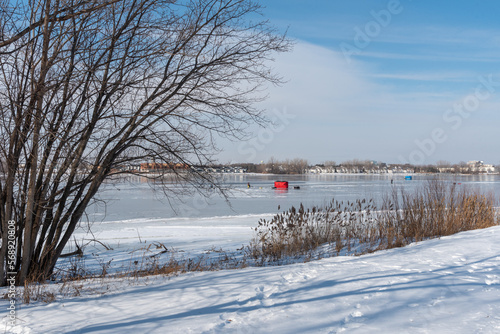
<box><xmin>88</xmin><ymin>173</ymin><xmax>500</xmax><ymax>222</ymax></box>
<box><xmin>67</xmin><ymin>173</ymin><xmax>500</xmax><ymax>271</ymax></box>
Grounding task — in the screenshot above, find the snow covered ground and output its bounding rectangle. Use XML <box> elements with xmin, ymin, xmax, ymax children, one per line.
<box><xmin>62</xmin><ymin>214</ymin><xmax>273</xmax><ymax>275</ymax></box>
<box><xmin>4</xmin><ymin>225</ymin><xmax>500</xmax><ymax>333</ymax></box>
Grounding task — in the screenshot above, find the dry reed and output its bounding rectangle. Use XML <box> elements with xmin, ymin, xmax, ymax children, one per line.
<box><xmin>247</xmin><ymin>180</ymin><xmax>498</xmax><ymax>263</ymax></box>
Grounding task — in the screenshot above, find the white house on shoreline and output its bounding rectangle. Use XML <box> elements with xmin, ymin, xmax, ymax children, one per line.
<box><xmin>466</xmin><ymin>161</ymin><xmax>496</xmax><ymax>173</ymax></box>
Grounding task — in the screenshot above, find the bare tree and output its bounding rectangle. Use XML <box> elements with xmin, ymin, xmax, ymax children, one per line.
<box><xmin>436</xmin><ymin>160</ymin><xmax>451</xmax><ymax>167</ymax></box>
<box><xmin>323</xmin><ymin>160</ymin><xmax>336</xmax><ymax>167</ymax></box>
<box><xmin>0</xmin><ymin>0</ymin><xmax>290</xmax><ymax>285</ymax></box>
<box><xmin>264</xmin><ymin>157</ymin><xmax>308</xmax><ymax>174</ymax></box>
<box><xmin>266</xmin><ymin>156</ymin><xmax>279</xmax><ymax>174</ymax></box>
<box><xmin>285</xmin><ymin>158</ymin><xmax>308</xmax><ymax>174</ymax></box>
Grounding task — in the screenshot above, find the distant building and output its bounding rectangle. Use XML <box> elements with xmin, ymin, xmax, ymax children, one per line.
<box><xmin>467</xmin><ymin>160</ymin><xmax>495</xmax><ymax>173</ymax></box>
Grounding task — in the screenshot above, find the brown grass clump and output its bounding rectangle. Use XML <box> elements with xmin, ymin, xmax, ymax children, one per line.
<box><xmin>22</xmin><ymin>279</ymin><xmax>56</xmax><ymax>304</ymax></box>
<box><xmin>246</xmin><ymin>199</ymin><xmax>377</xmax><ymax>263</ymax></box>
<box><xmin>122</xmin><ymin>247</ymin><xmax>247</xmax><ymax>280</ymax></box>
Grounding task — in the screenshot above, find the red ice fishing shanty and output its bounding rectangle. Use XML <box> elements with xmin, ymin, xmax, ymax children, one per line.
<box><xmin>274</xmin><ymin>181</ymin><xmax>289</xmax><ymax>189</ymax></box>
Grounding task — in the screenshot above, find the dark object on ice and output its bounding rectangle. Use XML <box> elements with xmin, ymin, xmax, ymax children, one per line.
<box><xmin>294</xmin><ymin>186</ymin><xmax>300</xmax><ymax>189</ymax></box>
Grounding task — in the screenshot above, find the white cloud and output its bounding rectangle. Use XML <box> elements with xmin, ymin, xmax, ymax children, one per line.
<box><xmin>368</xmin><ymin>71</ymin><xmax>476</xmax><ymax>82</ymax></box>
<box><xmin>218</xmin><ymin>41</ymin><xmax>500</xmax><ymax>164</ymax></box>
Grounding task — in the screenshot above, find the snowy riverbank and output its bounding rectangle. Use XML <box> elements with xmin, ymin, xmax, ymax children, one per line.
<box><xmin>3</xmin><ymin>225</ymin><xmax>500</xmax><ymax>333</ymax></box>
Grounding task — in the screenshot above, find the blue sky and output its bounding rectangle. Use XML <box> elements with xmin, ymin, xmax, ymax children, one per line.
<box><xmin>219</xmin><ymin>0</ymin><xmax>500</xmax><ymax>165</ymax></box>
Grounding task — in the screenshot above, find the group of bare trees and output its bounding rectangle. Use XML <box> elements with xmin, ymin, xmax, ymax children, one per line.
<box><xmin>264</xmin><ymin>157</ymin><xmax>308</xmax><ymax>174</ymax></box>
<box><xmin>0</xmin><ymin>0</ymin><xmax>289</xmax><ymax>285</ymax></box>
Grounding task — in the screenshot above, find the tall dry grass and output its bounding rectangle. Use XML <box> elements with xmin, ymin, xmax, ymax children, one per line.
<box><xmin>246</xmin><ymin>199</ymin><xmax>377</xmax><ymax>263</ymax></box>
<box><xmin>248</xmin><ymin>180</ymin><xmax>498</xmax><ymax>263</ymax></box>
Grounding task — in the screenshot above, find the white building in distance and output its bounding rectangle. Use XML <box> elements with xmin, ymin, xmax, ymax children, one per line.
<box><xmin>467</xmin><ymin>161</ymin><xmax>496</xmax><ymax>173</ymax></box>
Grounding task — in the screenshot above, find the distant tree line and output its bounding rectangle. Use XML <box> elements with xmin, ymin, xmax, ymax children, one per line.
<box><xmin>214</xmin><ymin>159</ymin><xmax>499</xmax><ymax>175</ymax></box>
<box><xmin>219</xmin><ymin>158</ymin><xmax>309</xmax><ymax>174</ymax></box>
